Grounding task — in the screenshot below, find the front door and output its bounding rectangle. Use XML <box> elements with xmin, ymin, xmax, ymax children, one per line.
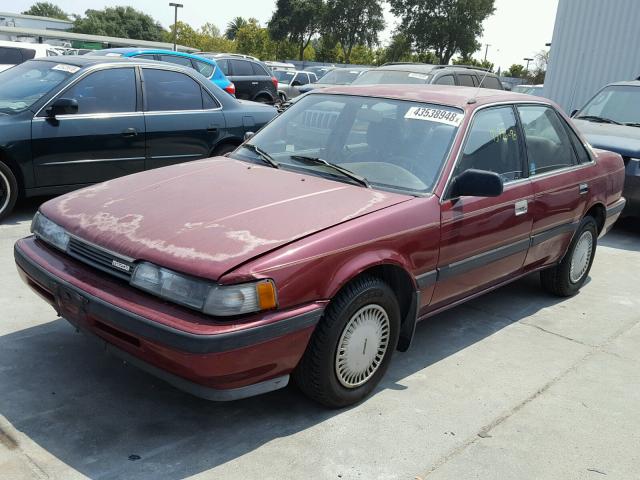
<box><xmin>32</xmin><ymin>66</ymin><xmax>145</xmax><ymax>187</ymax></box>
<box><xmin>429</xmin><ymin>105</ymin><xmax>534</xmax><ymax>311</ymax></box>
<box><xmin>141</xmin><ymin>67</ymin><xmax>226</xmax><ymax>170</ymax></box>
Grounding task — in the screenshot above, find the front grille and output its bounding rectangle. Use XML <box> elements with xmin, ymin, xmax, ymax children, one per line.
<box><xmin>67</xmin><ymin>237</ymin><xmax>135</xmax><ymax>280</ymax></box>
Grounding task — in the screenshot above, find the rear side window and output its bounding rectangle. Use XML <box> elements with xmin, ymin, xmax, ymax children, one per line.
<box><xmin>159</xmin><ymin>55</ymin><xmax>192</xmax><ymax>68</ymax></box>
<box><xmin>143</xmin><ymin>69</ymin><xmax>202</xmax><ymax>111</ymax></box>
<box><xmin>22</xmin><ymin>49</ymin><xmax>37</xmax><ymax>60</ymax></box>
<box><xmin>230</xmin><ymin>60</ymin><xmax>253</xmax><ymax>76</ymax></box>
<box><xmin>454</xmin><ymin>106</ymin><xmax>524</xmax><ymax>182</ymax></box>
<box><xmin>457</xmin><ymin>74</ymin><xmax>477</xmax><ymax>87</ymax></box>
<box><xmin>435</xmin><ymin>75</ymin><xmax>455</xmax><ymax>85</ymax></box>
<box><xmin>0</xmin><ymin>47</ymin><xmax>23</xmax><ymax>64</ymax></box>
<box><xmin>193</xmin><ymin>59</ymin><xmax>214</xmax><ymax>78</ymax></box>
<box><xmin>517</xmin><ymin>105</ymin><xmax>578</xmax><ymax>175</ymax></box>
<box><xmin>479</xmin><ymin>76</ymin><xmax>502</xmax><ymax>90</ymax></box>
<box><xmin>251</xmin><ymin>62</ymin><xmax>269</xmax><ymax>76</ymax></box>
<box><xmin>564</xmin><ymin>123</ymin><xmax>593</xmax><ymax>164</ymax></box>
<box><xmin>202</xmin><ymin>88</ymin><xmax>220</xmax><ymax>109</ymax></box>
<box><xmin>62</xmin><ymin>67</ymin><xmax>136</xmax><ymax>114</ymax></box>
<box><xmin>217</xmin><ymin>59</ymin><xmax>230</xmax><ymax>76</ymax></box>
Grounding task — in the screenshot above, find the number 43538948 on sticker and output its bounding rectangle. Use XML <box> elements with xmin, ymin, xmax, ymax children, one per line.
<box><xmin>404</xmin><ymin>107</ymin><xmax>463</xmax><ymax>127</ymax></box>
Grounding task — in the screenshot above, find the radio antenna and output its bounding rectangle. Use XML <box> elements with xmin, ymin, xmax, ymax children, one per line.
<box><xmin>468</xmin><ymin>66</ymin><xmax>492</xmax><ymax>104</ymax></box>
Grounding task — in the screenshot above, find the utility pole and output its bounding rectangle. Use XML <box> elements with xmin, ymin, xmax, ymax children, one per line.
<box><xmin>523</xmin><ymin>57</ymin><xmax>533</xmax><ymax>71</ymax></box>
<box><xmin>169</xmin><ymin>3</ymin><xmax>183</xmax><ymax>52</ymax></box>
<box><xmin>484</xmin><ymin>44</ymin><xmax>491</xmax><ymax>62</ymax></box>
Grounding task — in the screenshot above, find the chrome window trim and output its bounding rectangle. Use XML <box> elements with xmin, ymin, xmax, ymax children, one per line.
<box><xmin>439</xmin><ymin>100</ymin><xmax>593</xmax><ymax>204</ymax></box>
<box><xmin>144</xmin><ymin>107</ymin><xmax>222</xmax><ymax>115</ymax></box>
<box><xmin>33</xmin><ymin>111</ymin><xmax>144</xmax><ymax>121</ymax></box>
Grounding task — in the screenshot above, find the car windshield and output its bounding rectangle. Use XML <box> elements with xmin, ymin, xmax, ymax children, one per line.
<box><xmin>230</xmin><ymin>93</ymin><xmax>461</xmax><ymax>194</ymax></box>
<box><xmin>274</xmin><ymin>70</ymin><xmax>295</xmax><ymax>82</ymax></box>
<box><xmin>578</xmin><ymin>85</ymin><xmax>640</xmax><ymax>124</ymax></box>
<box><xmin>0</xmin><ymin>60</ymin><xmax>76</xmax><ymax>114</ymax></box>
<box><xmin>354</xmin><ymin>70</ymin><xmax>433</xmax><ymax>85</ymax></box>
<box><xmin>318</xmin><ymin>69</ymin><xmax>363</xmax><ymax>85</ymax></box>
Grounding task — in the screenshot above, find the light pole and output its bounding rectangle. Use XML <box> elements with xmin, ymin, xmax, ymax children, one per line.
<box><xmin>484</xmin><ymin>44</ymin><xmax>491</xmax><ymax>62</ymax></box>
<box><xmin>523</xmin><ymin>57</ymin><xmax>534</xmax><ymax>72</ymax></box>
<box><xmin>169</xmin><ymin>3</ymin><xmax>183</xmax><ymax>52</ymax></box>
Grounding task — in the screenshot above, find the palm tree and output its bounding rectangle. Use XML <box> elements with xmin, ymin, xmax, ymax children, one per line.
<box><xmin>225</xmin><ymin>17</ymin><xmax>247</xmax><ymax>40</ymax></box>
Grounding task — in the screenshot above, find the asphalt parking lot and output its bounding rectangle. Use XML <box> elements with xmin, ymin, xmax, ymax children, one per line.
<box><xmin>1</xmin><ymin>198</ymin><xmax>639</xmax><ymax>480</ymax></box>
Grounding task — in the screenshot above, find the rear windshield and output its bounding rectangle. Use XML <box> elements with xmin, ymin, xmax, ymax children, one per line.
<box><xmin>274</xmin><ymin>70</ymin><xmax>295</xmax><ymax>82</ymax></box>
<box><xmin>318</xmin><ymin>69</ymin><xmax>364</xmax><ymax>85</ymax></box>
<box><xmin>354</xmin><ymin>69</ymin><xmax>433</xmax><ymax>85</ymax></box>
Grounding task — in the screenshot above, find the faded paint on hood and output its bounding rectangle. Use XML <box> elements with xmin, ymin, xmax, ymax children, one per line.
<box><xmin>41</xmin><ymin>157</ymin><xmax>411</xmax><ymax>280</ymax></box>
<box><xmin>574</xmin><ymin>119</ymin><xmax>640</xmax><ymax>158</ymax></box>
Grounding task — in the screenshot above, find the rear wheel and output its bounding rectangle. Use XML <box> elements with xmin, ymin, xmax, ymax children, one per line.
<box><xmin>212</xmin><ymin>143</ymin><xmax>238</xmax><ymax>157</ymax></box>
<box><xmin>540</xmin><ymin>216</ymin><xmax>598</xmax><ymax>296</ymax></box>
<box><xmin>254</xmin><ymin>95</ymin><xmax>271</xmax><ymax>104</ymax></box>
<box><xmin>0</xmin><ymin>161</ymin><xmax>18</xmax><ymax>222</ymax></box>
<box><xmin>294</xmin><ymin>275</ymin><xmax>400</xmax><ymax>408</ymax></box>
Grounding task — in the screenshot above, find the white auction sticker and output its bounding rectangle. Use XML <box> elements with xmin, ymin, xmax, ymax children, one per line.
<box><xmin>408</xmin><ymin>72</ymin><xmax>429</xmax><ymax>80</ymax></box>
<box><xmin>52</xmin><ymin>64</ymin><xmax>80</xmax><ymax>74</ymax></box>
<box><xmin>404</xmin><ymin>106</ymin><xmax>463</xmax><ymax>126</ymax></box>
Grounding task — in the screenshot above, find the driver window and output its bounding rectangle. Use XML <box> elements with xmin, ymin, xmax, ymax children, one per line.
<box><xmin>59</xmin><ymin>68</ymin><xmax>136</xmax><ymax>114</ymax></box>
<box><xmin>453</xmin><ymin>106</ymin><xmax>524</xmax><ymax>182</ymax></box>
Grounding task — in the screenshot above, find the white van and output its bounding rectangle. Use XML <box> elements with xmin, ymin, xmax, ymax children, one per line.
<box><xmin>264</xmin><ymin>61</ymin><xmax>296</xmax><ymax>72</ymax></box>
<box><xmin>0</xmin><ymin>40</ymin><xmax>60</xmax><ymax>72</ymax></box>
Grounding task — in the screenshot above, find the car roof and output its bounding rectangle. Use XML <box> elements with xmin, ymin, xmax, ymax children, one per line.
<box><xmin>373</xmin><ymin>63</ymin><xmax>494</xmax><ymax>75</ymax></box>
<box><xmin>91</xmin><ymin>48</ymin><xmax>215</xmax><ymax>61</ymax></box>
<box><xmin>606</xmin><ymin>80</ymin><xmax>640</xmax><ymax>87</ymax></box>
<box><xmin>311</xmin><ymin>84</ymin><xmax>553</xmax><ymax>110</ymax></box>
<box><xmin>32</xmin><ymin>56</ymin><xmax>160</xmax><ymax>68</ymax></box>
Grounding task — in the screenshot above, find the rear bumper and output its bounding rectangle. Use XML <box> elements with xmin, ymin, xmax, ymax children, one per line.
<box><xmin>623</xmin><ymin>159</ymin><xmax>640</xmax><ymax>217</ymax></box>
<box><xmin>15</xmin><ymin>237</ymin><xmax>324</xmax><ymax>400</ymax></box>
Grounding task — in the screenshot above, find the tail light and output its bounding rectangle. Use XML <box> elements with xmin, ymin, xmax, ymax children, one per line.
<box><xmin>224</xmin><ymin>82</ymin><xmax>236</xmax><ymax>96</ymax></box>
<box><xmin>271</xmin><ymin>77</ymin><xmax>278</xmax><ymax>89</ymax></box>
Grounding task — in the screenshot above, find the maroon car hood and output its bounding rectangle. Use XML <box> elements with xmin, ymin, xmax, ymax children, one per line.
<box><xmin>41</xmin><ymin>157</ymin><xmax>410</xmax><ymax>279</ymax></box>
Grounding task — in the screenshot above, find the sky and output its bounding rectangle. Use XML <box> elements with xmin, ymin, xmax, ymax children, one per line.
<box><xmin>10</xmin><ymin>0</ymin><xmax>559</xmax><ymax>70</ymax></box>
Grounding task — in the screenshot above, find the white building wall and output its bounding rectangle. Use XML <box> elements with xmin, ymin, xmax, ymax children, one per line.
<box><xmin>544</xmin><ymin>0</ymin><xmax>640</xmax><ymax>113</ymax></box>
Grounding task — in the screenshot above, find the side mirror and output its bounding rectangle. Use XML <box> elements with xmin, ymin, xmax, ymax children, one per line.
<box><xmin>570</xmin><ymin>109</ymin><xmax>578</xmax><ymax>118</ymax></box>
<box><xmin>291</xmin><ymin>80</ymin><xmax>302</xmax><ymax>87</ymax></box>
<box><xmin>244</xmin><ymin>131</ymin><xmax>255</xmax><ymax>142</ymax></box>
<box><xmin>47</xmin><ymin>98</ymin><xmax>78</xmax><ymax>118</ymax></box>
<box><xmin>450</xmin><ymin>169</ymin><xmax>504</xmax><ymax>198</ymax></box>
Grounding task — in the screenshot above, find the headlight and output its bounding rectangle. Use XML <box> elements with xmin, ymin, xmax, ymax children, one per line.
<box><xmin>31</xmin><ymin>212</ymin><xmax>70</xmax><ymax>251</ymax></box>
<box><xmin>130</xmin><ymin>262</ymin><xmax>277</xmax><ymax>316</ymax></box>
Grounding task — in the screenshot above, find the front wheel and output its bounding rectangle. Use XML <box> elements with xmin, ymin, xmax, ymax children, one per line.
<box><xmin>540</xmin><ymin>216</ymin><xmax>598</xmax><ymax>296</ymax></box>
<box><xmin>294</xmin><ymin>275</ymin><xmax>400</xmax><ymax>408</ymax></box>
<box><xmin>0</xmin><ymin>161</ymin><xmax>18</xmax><ymax>222</ymax></box>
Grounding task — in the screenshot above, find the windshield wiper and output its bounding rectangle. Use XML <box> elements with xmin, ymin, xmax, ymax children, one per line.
<box><xmin>242</xmin><ymin>143</ymin><xmax>279</xmax><ymax>169</ymax></box>
<box><xmin>289</xmin><ymin>155</ymin><xmax>370</xmax><ymax>188</ymax></box>
<box><xmin>575</xmin><ymin>115</ymin><xmax>622</xmax><ymax>125</ymax></box>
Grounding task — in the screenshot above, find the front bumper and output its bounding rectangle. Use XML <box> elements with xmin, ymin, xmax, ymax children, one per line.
<box><xmin>15</xmin><ymin>237</ymin><xmax>324</xmax><ymax>400</ymax></box>
<box><xmin>623</xmin><ymin>158</ymin><xmax>640</xmax><ymax>217</ymax></box>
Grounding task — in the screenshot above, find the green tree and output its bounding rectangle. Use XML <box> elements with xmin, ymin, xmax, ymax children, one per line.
<box><xmin>73</xmin><ymin>7</ymin><xmax>165</xmax><ymax>41</ymax></box>
<box><xmin>22</xmin><ymin>2</ymin><xmax>68</xmax><ymax>20</ymax></box>
<box><xmin>268</xmin><ymin>0</ymin><xmax>324</xmax><ymax>60</ymax></box>
<box><xmin>389</xmin><ymin>0</ymin><xmax>495</xmax><ymax>65</ymax></box>
<box><xmin>504</xmin><ymin>63</ymin><xmax>525</xmax><ymax>78</ymax></box>
<box><xmin>380</xmin><ymin>32</ymin><xmax>412</xmax><ymax>64</ymax></box>
<box><xmin>163</xmin><ymin>21</ymin><xmax>200</xmax><ymax>48</ymax></box>
<box><xmin>312</xmin><ymin>36</ymin><xmax>340</xmax><ymax>63</ymax></box>
<box><xmin>453</xmin><ymin>54</ymin><xmax>494</xmax><ymax>72</ymax></box>
<box><xmin>323</xmin><ymin>0</ymin><xmax>384</xmax><ymax>64</ymax></box>
<box><xmin>225</xmin><ymin>17</ymin><xmax>248</xmax><ymax>40</ymax></box>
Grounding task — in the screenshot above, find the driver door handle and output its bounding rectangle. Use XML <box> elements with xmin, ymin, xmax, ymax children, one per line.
<box><xmin>121</xmin><ymin>127</ymin><xmax>138</xmax><ymax>137</ymax></box>
<box><xmin>515</xmin><ymin>200</ymin><xmax>528</xmax><ymax>216</ymax></box>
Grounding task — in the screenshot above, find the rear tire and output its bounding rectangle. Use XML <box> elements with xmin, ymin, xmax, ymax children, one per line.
<box><xmin>254</xmin><ymin>95</ymin><xmax>271</xmax><ymax>104</ymax></box>
<box><xmin>0</xmin><ymin>161</ymin><xmax>18</xmax><ymax>222</ymax></box>
<box><xmin>212</xmin><ymin>143</ymin><xmax>238</xmax><ymax>157</ymax></box>
<box><xmin>294</xmin><ymin>275</ymin><xmax>400</xmax><ymax>408</ymax></box>
<box><xmin>540</xmin><ymin>216</ymin><xmax>598</xmax><ymax>297</ymax></box>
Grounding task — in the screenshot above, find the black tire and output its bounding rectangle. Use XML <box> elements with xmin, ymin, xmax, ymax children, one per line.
<box><xmin>212</xmin><ymin>143</ymin><xmax>238</xmax><ymax>157</ymax></box>
<box><xmin>0</xmin><ymin>161</ymin><xmax>18</xmax><ymax>222</ymax></box>
<box><xmin>254</xmin><ymin>95</ymin><xmax>272</xmax><ymax>104</ymax></box>
<box><xmin>540</xmin><ymin>216</ymin><xmax>598</xmax><ymax>297</ymax></box>
<box><xmin>278</xmin><ymin>92</ymin><xmax>287</xmax><ymax>102</ymax></box>
<box><xmin>293</xmin><ymin>275</ymin><xmax>400</xmax><ymax>408</ymax></box>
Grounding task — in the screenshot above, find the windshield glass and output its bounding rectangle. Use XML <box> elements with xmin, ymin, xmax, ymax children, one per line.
<box><xmin>318</xmin><ymin>69</ymin><xmax>364</xmax><ymax>85</ymax></box>
<box><xmin>230</xmin><ymin>94</ymin><xmax>461</xmax><ymax>194</ymax></box>
<box><xmin>274</xmin><ymin>70</ymin><xmax>295</xmax><ymax>82</ymax></box>
<box><xmin>579</xmin><ymin>85</ymin><xmax>640</xmax><ymax>124</ymax></box>
<box><xmin>0</xmin><ymin>60</ymin><xmax>75</xmax><ymax>114</ymax></box>
<box><xmin>354</xmin><ymin>70</ymin><xmax>433</xmax><ymax>85</ymax></box>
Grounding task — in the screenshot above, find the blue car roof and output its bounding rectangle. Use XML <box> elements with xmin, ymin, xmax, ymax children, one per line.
<box><xmin>94</xmin><ymin>48</ymin><xmax>218</xmax><ymax>65</ymax></box>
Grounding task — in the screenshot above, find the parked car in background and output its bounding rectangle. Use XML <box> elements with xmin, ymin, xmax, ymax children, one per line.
<box><xmin>88</xmin><ymin>48</ymin><xmax>236</xmax><ymax>96</ymax></box>
<box><xmin>297</xmin><ymin>67</ymin><xmax>368</xmax><ymax>94</ymax></box>
<box><xmin>353</xmin><ymin>63</ymin><xmax>504</xmax><ymax>90</ymax></box>
<box><xmin>15</xmin><ymin>85</ymin><xmax>625</xmax><ymax>408</ymax></box>
<box><xmin>274</xmin><ymin>69</ymin><xmax>318</xmax><ymax>101</ymax></box>
<box><xmin>265</xmin><ymin>61</ymin><xmax>296</xmax><ymax>72</ymax></box>
<box><xmin>513</xmin><ymin>84</ymin><xmax>545</xmax><ymax>96</ymax></box>
<box><xmin>0</xmin><ymin>40</ymin><xmax>60</xmax><ymax>72</ymax></box>
<box><xmin>200</xmin><ymin>52</ymin><xmax>259</xmax><ymax>61</ymax></box>
<box><xmin>572</xmin><ymin>80</ymin><xmax>640</xmax><ymax>216</ymax></box>
<box><xmin>304</xmin><ymin>65</ymin><xmax>335</xmax><ymax>79</ymax></box>
<box><xmin>0</xmin><ymin>56</ymin><xmax>276</xmax><ymax>220</ymax></box>
<box><xmin>201</xmin><ymin>54</ymin><xmax>278</xmax><ymax>104</ymax></box>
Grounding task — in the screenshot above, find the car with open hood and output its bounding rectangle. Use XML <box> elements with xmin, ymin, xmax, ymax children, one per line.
<box><xmin>15</xmin><ymin>85</ymin><xmax>625</xmax><ymax>407</ymax></box>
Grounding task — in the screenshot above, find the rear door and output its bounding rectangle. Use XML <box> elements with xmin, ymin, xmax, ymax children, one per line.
<box><xmin>141</xmin><ymin>67</ymin><xmax>226</xmax><ymax>169</ymax></box>
<box><xmin>31</xmin><ymin>66</ymin><xmax>145</xmax><ymax>187</ymax></box>
<box><xmin>226</xmin><ymin>59</ymin><xmax>255</xmax><ymax>100</ymax></box>
<box><xmin>429</xmin><ymin>105</ymin><xmax>533</xmax><ymax>311</ymax></box>
<box><xmin>250</xmin><ymin>61</ymin><xmax>275</xmax><ymax>99</ymax></box>
<box><xmin>517</xmin><ymin>105</ymin><xmax>590</xmax><ymax>268</ymax></box>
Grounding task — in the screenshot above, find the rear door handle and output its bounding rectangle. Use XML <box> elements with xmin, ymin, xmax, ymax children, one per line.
<box><xmin>251</xmin><ymin>81</ymin><xmax>259</xmax><ymax>85</ymax></box>
<box><xmin>207</xmin><ymin>125</ymin><xmax>219</xmax><ymax>133</ymax></box>
<box><xmin>121</xmin><ymin>128</ymin><xmax>137</xmax><ymax>137</ymax></box>
<box><xmin>515</xmin><ymin>200</ymin><xmax>528</xmax><ymax>216</ymax></box>
<box><xmin>579</xmin><ymin>183</ymin><xmax>589</xmax><ymax>195</ymax></box>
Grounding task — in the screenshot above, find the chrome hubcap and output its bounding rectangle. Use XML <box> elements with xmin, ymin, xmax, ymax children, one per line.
<box><xmin>335</xmin><ymin>304</ymin><xmax>390</xmax><ymax>388</ymax></box>
<box><xmin>0</xmin><ymin>170</ymin><xmax>9</xmax><ymax>214</ymax></box>
<box><xmin>570</xmin><ymin>230</ymin><xmax>593</xmax><ymax>283</ymax></box>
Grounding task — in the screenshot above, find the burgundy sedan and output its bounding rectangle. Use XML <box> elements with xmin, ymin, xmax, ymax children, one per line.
<box><xmin>15</xmin><ymin>85</ymin><xmax>626</xmax><ymax>407</ymax></box>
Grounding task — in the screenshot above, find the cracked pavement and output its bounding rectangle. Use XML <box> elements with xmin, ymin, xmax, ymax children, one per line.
<box><xmin>1</xmin><ymin>199</ymin><xmax>639</xmax><ymax>480</ymax></box>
